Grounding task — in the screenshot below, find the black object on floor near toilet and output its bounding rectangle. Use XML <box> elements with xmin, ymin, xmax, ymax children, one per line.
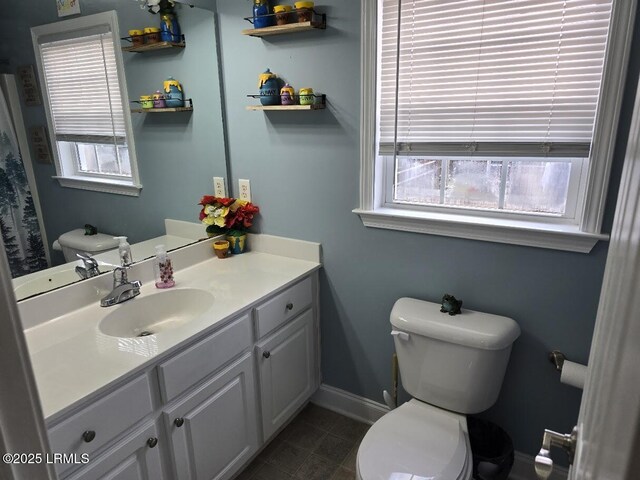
<box><xmin>468</xmin><ymin>417</ymin><xmax>514</xmax><ymax>480</ymax></box>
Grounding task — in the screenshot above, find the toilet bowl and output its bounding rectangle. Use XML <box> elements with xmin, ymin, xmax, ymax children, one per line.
<box><xmin>357</xmin><ymin>399</ymin><xmax>473</xmax><ymax>480</ymax></box>
<box><xmin>357</xmin><ymin>298</ymin><xmax>520</xmax><ymax>480</ymax></box>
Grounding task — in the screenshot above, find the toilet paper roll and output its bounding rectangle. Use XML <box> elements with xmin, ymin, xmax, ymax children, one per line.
<box><xmin>561</xmin><ymin>360</ymin><xmax>587</xmax><ymax>389</ymax></box>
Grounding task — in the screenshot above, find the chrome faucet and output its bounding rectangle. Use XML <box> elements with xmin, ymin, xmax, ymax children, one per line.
<box><xmin>100</xmin><ymin>266</ymin><xmax>142</xmax><ymax>307</ymax></box>
<box><xmin>75</xmin><ymin>253</ymin><xmax>100</xmax><ymax>279</ymax></box>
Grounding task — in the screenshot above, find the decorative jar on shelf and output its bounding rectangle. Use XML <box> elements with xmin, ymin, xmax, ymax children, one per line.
<box><xmin>163</xmin><ymin>77</ymin><xmax>184</xmax><ymax>107</ymax></box>
<box><xmin>299</xmin><ymin>87</ymin><xmax>315</xmax><ymax>105</ymax></box>
<box><xmin>140</xmin><ymin>95</ymin><xmax>154</xmax><ymax>109</ymax></box>
<box><xmin>144</xmin><ymin>27</ymin><xmax>161</xmax><ymax>44</ymax></box>
<box><xmin>152</xmin><ymin>90</ymin><xmax>166</xmax><ymax>108</ymax></box>
<box><xmin>274</xmin><ymin>5</ymin><xmax>293</xmax><ymax>25</ymax></box>
<box><xmin>129</xmin><ymin>29</ymin><xmax>144</xmax><ymax>46</ymax></box>
<box><xmin>280</xmin><ymin>83</ymin><xmax>295</xmax><ymax>105</ymax></box>
<box><xmin>160</xmin><ymin>12</ymin><xmax>181</xmax><ymax>42</ymax></box>
<box><xmin>253</xmin><ymin>0</ymin><xmax>273</xmax><ymax>29</ymax></box>
<box><xmin>294</xmin><ymin>1</ymin><xmax>314</xmax><ymax>22</ymax></box>
<box><xmin>259</xmin><ymin>69</ymin><xmax>280</xmax><ymax>106</ymax></box>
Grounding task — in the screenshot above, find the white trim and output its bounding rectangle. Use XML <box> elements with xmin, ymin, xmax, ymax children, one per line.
<box><xmin>0</xmin><ymin>238</ymin><xmax>56</xmax><ymax>480</ymax></box>
<box><xmin>310</xmin><ymin>383</ymin><xmax>568</xmax><ymax>480</ymax></box>
<box><xmin>354</xmin><ymin>208</ymin><xmax>606</xmax><ymax>253</ymax></box>
<box><xmin>357</xmin><ymin>0</ymin><xmax>636</xmax><ymax>252</ymax></box>
<box><xmin>0</xmin><ymin>74</ymin><xmax>51</xmax><ymax>266</ymax></box>
<box><xmin>311</xmin><ymin>384</ymin><xmax>390</xmax><ymax>425</ymax></box>
<box><xmin>359</xmin><ymin>0</ymin><xmax>377</xmax><ymax>211</ymax></box>
<box><xmin>31</xmin><ymin>11</ymin><xmax>142</xmax><ymax>197</ymax></box>
<box><xmin>581</xmin><ymin>0</ymin><xmax>638</xmax><ymax>233</ymax></box>
<box><xmin>52</xmin><ymin>175</ymin><xmax>142</xmax><ymax>196</ymax></box>
<box><xmin>571</xmin><ymin>42</ymin><xmax>640</xmax><ymax>479</ymax></box>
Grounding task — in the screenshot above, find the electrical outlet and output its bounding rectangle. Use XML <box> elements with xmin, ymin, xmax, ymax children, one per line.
<box><xmin>213</xmin><ymin>177</ymin><xmax>226</xmax><ymax>197</ymax></box>
<box><xmin>238</xmin><ymin>179</ymin><xmax>251</xmax><ymax>202</ymax></box>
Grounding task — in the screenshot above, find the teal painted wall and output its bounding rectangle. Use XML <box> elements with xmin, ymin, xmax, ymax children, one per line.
<box><xmin>216</xmin><ymin>0</ymin><xmax>639</xmax><ymax>457</ymax></box>
<box><xmin>0</xmin><ymin>0</ymin><xmax>226</xmax><ymax>263</ymax></box>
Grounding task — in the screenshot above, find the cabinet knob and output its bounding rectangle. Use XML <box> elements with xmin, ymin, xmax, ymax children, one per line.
<box><xmin>82</xmin><ymin>430</ymin><xmax>96</xmax><ymax>443</ymax></box>
<box><xmin>174</xmin><ymin>417</ymin><xmax>184</xmax><ymax>427</ymax></box>
<box><xmin>286</xmin><ymin>303</ymin><xmax>294</xmax><ymax>311</ymax></box>
<box><xmin>263</xmin><ymin>351</ymin><xmax>271</xmax><ymax>359</ymax></box>
<box><xmin>147</xmin><ymin>437</ymin><xmax>158</xmax><ymax>448</ymax></box>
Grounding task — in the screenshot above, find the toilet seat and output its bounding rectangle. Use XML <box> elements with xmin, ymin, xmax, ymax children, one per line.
<box><xmin>357</xmin><ymin>399</ymin><xmax>472</xmax><ymax>480</ymax></box>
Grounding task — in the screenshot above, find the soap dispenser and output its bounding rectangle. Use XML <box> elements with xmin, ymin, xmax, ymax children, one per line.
<box><xmin>154</xmin><ymin>245</ymin><xmax>175</xmax><ymax>289</ymax></box>
<box><xmin>115</xmin><ymin>236</ymin><xmax>132</xmax><ymax>266</ymax></box>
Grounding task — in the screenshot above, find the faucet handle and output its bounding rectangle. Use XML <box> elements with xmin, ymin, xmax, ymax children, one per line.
<box><xmin>112</xmin><ymin>265</ymin><xmax>129</xmax><ymax>287</ymax></box>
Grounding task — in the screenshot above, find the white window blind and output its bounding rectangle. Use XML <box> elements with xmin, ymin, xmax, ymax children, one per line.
<box><xmin>39</xmin><ymin>31</ymin><xmax>126</xmax><ymax>145</ymax></box>
<box><xmin>379</xmin><ymin>0</ymin><xmax>613</xmax><ymax>156</ymax></box>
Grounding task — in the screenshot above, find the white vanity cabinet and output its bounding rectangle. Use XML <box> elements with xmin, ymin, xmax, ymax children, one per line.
<box><xmin>48</xmin><ymin>271</ymin><xmax>319</xmax><ymax>480</ymax></box>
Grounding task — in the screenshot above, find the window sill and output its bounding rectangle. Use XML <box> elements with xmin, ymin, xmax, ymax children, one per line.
<box><xmin>53</xmin><ymin>176</ymin><xmax>142</xmax><ymax>197</ymax></box>
<box><xmin>353</xmin><ymin>207</ymin><xmax>608</xmax><ymax>253</ymax></box>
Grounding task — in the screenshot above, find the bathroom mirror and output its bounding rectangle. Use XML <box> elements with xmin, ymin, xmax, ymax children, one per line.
<box><xmin>0</xmin><ymin>1</ymin><xmax>226</xmax><ymax>300</ymax></box>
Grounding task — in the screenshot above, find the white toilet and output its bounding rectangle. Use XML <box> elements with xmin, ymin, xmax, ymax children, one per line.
<box><xmin>53</xmin><ymin>229</ymin><xmax>120</xmax><ymax>262</ymax></box>
<box><xmin>357</xmin><ymin>297</ymin><xmax>521</xmax><ymax>480</ymax></box>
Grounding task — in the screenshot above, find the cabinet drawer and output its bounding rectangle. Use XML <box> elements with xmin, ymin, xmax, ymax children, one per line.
<box><xmin>158</xmin><ymin>314</ymin><xmax>252</xmax><ymax>403</ymax></box>
<box><xmin>65</xmin><ymin>422</ymin><xmax>164</xmax><ymax>480</ymax></box>
<box><xmin>48</xmin><ymin>374</ymin><xmax>154</xmax><ymax>476</ymax></box>
<box><xmin>255</xmin><ymin>277</ymin><xmax>312</xmax><ymax>339</ymax></box>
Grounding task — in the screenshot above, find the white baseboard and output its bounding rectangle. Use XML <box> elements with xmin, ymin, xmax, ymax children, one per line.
<box><xmin>310</xmin><ymin>384</ymin><xmax>569</xmax><ymax>480</ymax></box>
<box><xmin>311</xmin><ymin>384</ymin><xmax>390</xmax><ymax>425</ymax></box>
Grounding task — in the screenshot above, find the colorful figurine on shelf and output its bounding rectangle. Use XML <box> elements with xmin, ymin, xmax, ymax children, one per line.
<box><xmin>253</xmin><ymin>0</ymin><xmax>273</xmax><ymax>29</ymax></box>
<box><xmin>163</xmin><ymin>77</ymin><xmax>184</xmax><ymax>107</ymax></box>
<box><xmin>160</xmin><ymin>11</ymin><xmax>181</xmax><ymax>42</ymax></box>
<box><xmin>259</xmin><ymin>69</ymin><xmax>280</xmax><ymax>106</ymax></box>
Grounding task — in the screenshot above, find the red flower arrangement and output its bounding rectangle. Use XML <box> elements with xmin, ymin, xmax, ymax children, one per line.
<box><xmin>198</xmin><ymin>195</ymin><xmax>260</xmax><ymax>236</ymax></box>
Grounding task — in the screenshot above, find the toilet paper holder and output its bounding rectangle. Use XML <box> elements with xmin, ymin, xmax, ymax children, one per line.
<box><xmin>548</xmin><ymin>350</ymin><xmax>566</xmax><ymax>371</ymax></box>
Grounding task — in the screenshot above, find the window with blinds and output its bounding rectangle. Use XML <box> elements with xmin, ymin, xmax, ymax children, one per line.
<box><xmin>377</xmin><ymin>0</ymin><xmax>613</xmax><ymax>218</ymax></box>
<box><xmin>37</xmin><ymin>27</ymin><xmax>132</xmax><ymax>178</ymax></box>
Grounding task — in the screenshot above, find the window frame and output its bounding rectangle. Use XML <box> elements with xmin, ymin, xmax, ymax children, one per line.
<box><xmin>355</xmin><ymin>0</ymin><xmax>637</xmax><ymax>253</ymax></box>
<box><xmin>31</xmin><ymin>11</ymin><xmax>142</xmax><ymax>197</ymax></box>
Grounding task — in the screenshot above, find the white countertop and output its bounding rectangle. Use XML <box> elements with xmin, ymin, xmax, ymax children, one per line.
<box><xmin>21</xmin><ymin>237</ymin><xmax>321</xmax><ymax>423</ymax></box>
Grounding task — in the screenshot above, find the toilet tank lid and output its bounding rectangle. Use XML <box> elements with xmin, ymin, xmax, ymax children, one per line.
<box><xmin>390</xmin><ymin>297</ymin><xmax>521</xmax><ymax>350</ymax></box>
<box><xmin>58</xmin><ymin>229</ymin><xmax>120</xmax><ymax>253</ymax></box>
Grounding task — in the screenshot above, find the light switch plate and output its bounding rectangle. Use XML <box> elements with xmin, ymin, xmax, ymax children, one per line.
<box><xmin>213</xmin><ymin>177</ymin><xmax>226</xmax><ymax>197</ymax></box>
<box><xmin>238</xmin><ymin>179</ymin><xmax>251</xmax><ymax>202</ymax></box>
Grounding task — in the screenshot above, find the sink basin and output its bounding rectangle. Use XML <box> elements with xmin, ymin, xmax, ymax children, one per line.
<box><xmin>98</xmin><ymin>288</ymin><xmax>214</xmax><ymax>338</ymax></box>
<box><xmin>13</xmin><ymin>267</ymin><xmax>82</xmax><ymax>301</ymax></box>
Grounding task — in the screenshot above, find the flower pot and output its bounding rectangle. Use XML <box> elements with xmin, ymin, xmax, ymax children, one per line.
<box><xmin>213</xmin><ymin>240</ymin><xmax>230</xmax><ymax>259</ymax></box>
<box><xmin>226</xmin><ymin>234</ymin><xmax>247</xmax><ymax>254</ymax></box>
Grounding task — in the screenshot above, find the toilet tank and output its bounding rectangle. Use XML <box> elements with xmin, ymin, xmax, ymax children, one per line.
<box><xmin>391</xmin><ymin>297</ymin><xmax>520</xmax><ymax>414</ymax></box>
<box><xmin>57</xmin><ymin>229</ymin><xmax>120</xmax><ymax>262</ymax></box>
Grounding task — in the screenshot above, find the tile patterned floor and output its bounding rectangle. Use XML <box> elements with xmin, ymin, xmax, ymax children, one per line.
<box><xmin>235</xmin><ymin>404</ymin><xmax>369</xmax><ymax>480</ymax></box>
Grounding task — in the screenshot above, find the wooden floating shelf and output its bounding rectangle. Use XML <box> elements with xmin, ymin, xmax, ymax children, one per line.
<box><xmin>131</xmin><ymin>106</ymin><xmax>193</xmax><ymax>113</ymax></box>
<box><xmin>246</xmin><ymin>104</ymin><xmax>325</xmax><ymax>111</ymax></box>
<box><xmin>242</xmin><ymin>20</ymin><xmax>326</xmax><ymax>37</ymax></box>
<box><xmin>122</xmin><ymin>40</ymin><xmax>185</xmax><ymax>53</ymax></box>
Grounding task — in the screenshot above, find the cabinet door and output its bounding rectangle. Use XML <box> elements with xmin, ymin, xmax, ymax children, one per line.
<box><xmin>65</xmin><ymin>423</ymin><xmax>163</xmax><ymax>480</ymax></box>
<box><xmin>257</xmin><ymin>309</ymin><xmax>315</xmax><ymax>440</ymax></box>
<box><xmin>164</xmin><ymin>353</ymin><xmax>259</xmax><ymax>480</ymax></box>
